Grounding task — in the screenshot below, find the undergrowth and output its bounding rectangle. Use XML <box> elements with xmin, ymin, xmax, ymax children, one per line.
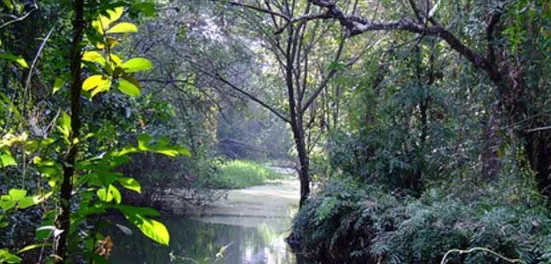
<box><xmin>290</xmin><ymin>177</ymin><xmax>551</xmax><ymax>264</ymax></box>
<box><xmin>205</xmin><ymin>160</ymin><xmax>283</xmax><ymax>189</ymax></box>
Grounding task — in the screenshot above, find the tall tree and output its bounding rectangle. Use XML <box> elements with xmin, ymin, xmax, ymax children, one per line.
<box><xmin>301</xmin><ymin>0</ymin><xmax>551</xmax><ymax>199</ymax></box>
<box><xmin>208</xmin><ymin>0</ymin><xmax>373</xmax><ymax>206</ymax></box>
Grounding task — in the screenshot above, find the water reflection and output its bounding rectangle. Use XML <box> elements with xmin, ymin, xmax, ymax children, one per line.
<box><xmin>109</xmin><ymin>216</ymin><xmax>298</xmax><ymax>264</ymax></box>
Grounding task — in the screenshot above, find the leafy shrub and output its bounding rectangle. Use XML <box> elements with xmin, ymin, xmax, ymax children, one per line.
<box><xmin>290</xmin><ymin>178</ymin><xmax>551</xmax><ymax>263</ymax></box>
<box><xmin>204</xmin><ymin>160</ymin><xmax>283</xmax><ymax>189</ymax></box>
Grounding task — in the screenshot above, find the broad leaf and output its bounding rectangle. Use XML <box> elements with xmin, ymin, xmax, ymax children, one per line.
<box><xmin>97</xmin><ymin>185</ymin><xmax>121</xmax><ymax>204</ymax></box>
<box><xmin>18</xmin><ymin>196</ymin><xmax>38</xmax><ymax>209</ymax></box>
<box><xmin>121</xmin><ymin>58</ymin><xmax>152</xmax><ymax>73</ymax></box>
<box><xmin>107</xmin><ymin>22</ymin><xmax>138</xmax><ymax>34</ymax></box>
<box><xmin>8</xmin><ymin>189</ymin><xmax>26</xmax><ymax>201</ymax></box>
<box><xmin>82</xmin><ymin>75</ymin><xmax>112</xmax><ymax>96</ymax></box>
<box><xmin>110</xmin><ymin>53</ymin><xmax>123</xmax><ymax>66</ymax></box>
<box><xmin>0</xmin><ymin>196</ymin><xmax>15</xmax><ymax>211</ymax></box>
<box><xmin>0</xmin><ymin>249</ymin><xmax>21</xmax><ymax>264</ymax></box>
<box><xmin>0</xmin><ymin>53</ymin><xmax>28</xmax><ymax>68</ymax></box>
<box><xmin>0</xmin><ymin>151</ymin><xmax>16</xmax><ymax>168</ymax></box>
<box><xmin>92</xmin><ymin>7</ymin><xmax>124</xmax><ymax>33</ymax></box>
<box><xmin>82</xmin><ymin>51</ymin><xmax>106</xmax><ymax>66</ymax></box>
<box><xmin>113</xmin><ymin>205</ymin><xmax>160</xmax><ymax>217</ymax></box>
<box><xmin>117</xmin><ymin>177</ymin><xmax>141</xmax><ymax>193</ymax></box>
<box><xmin>131</xmin><ymin>215</ymin><xmax>170</xmax><ymax>246</ymax></box>
<box><xmin>52</xmin><ymin>78</ymin><xmax>64</xmax><ymax>94</ymax></box>
<box><xmin>118</xmin><ymin>79</ymin><xmax>141</xmax><ymax>97</ymax></box>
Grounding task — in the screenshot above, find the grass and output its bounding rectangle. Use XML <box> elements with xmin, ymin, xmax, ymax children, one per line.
<box><xmin>206</xmin><ymin>160</ymin><xmax>284</xmax><ymax>189</ymax></box>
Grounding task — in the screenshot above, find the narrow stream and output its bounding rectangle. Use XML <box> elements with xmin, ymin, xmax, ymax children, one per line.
<box><xmin>109</xmin><ymin>177</ymin><xmax>301</xmax><ymax>264</ymax></box>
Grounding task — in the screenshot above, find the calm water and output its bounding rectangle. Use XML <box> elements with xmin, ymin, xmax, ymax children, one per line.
<box><xmin>110</xmin><ymin>177</ymin><xmax>302</xmax><ymax>263</ymax></box>
<box><xmin>109</xmin><ymin>216</ymin><xmax>299</xmax><ymax>264</ymax></box>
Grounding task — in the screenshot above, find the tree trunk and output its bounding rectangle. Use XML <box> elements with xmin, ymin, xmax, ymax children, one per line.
<box><xmin>54</xmin><ymin>0</ymin><xmax>84</xmax><ymax>261</ymax></box>
<box><xmin>292</xmin><ymin>121</ymin><xmax>310</xmax><ymax>207</ymax></box>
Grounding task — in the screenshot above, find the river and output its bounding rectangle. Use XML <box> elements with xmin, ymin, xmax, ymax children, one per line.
<box><xmin>109</xmin><ymin>177</ymin><xmax>301</xmax><ymax>264</ymax></box>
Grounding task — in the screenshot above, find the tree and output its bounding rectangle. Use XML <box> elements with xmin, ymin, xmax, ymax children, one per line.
<box><xmin>300</xmin><ymin>0</ymin><xmax>551</xmax><ymax>199</ymax></box>
<box><xmin>202</xmin><ymin>0</ymin><xmax>374</xmax><ymax>206</ymax></box>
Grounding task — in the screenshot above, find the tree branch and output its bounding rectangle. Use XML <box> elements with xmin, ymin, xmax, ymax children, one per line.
<box><xmin>215</xmin><ymin>73</ymin><xmax>291</xmax><ymax>123</ymax></box>
<box><xmin>308</xmin><ymin>0</ymin><xmax>503</xmax><ymax>85</ymax></box>
<box><xmin>226</xmin><ymin>1</ymin><xmax>290</xmax><ymax>20</ymax></box>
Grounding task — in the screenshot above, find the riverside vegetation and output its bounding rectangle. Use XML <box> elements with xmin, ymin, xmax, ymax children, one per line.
<box><xmin>2</xmin><ymin>0</ymin><xmax>551</xmax><ymax>263</ymax></box>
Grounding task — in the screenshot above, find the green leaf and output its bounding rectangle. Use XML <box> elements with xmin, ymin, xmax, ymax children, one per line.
<box><xmin>0</xmin><ymin>249</ymin><xmax>21</xmax><ymax>264</ymax></box>
<box><xmin>0</xmin><ymin>151</ymin><xmax>16</xmax><ymax>168</ymax></box>
<box><xmin>121</xmin><ymin>58</ymin><xmax>152</xmax><ymax>73</ymax></box>
<box><xmin>0</xmin><ymin>196</ymin><xmax>15</xmax><ymax>211</ymax></box>
<box><xmin>17</xmin><ymin>243</ymin><xmax>50</xmax><ymax>254</ymax></box>
<box><xmin>137</xmin><ymin>134</ymin><xmax>152</xmax><ymax>151</ymax></box>
<box><xmin>18</xmin><ymin>196</ymin><xmax>38</xmax><ymax>209</ymax></box>
<box><xmin>118</xmin><ymin>79</ymin><xmax>141</xmax><ymax>97</ymax></box>
<box><xmin>133</xmin><ymin>2</ymin><xmax>156</xmax><ymax>16</ymax></box>
<box><xmin>2</xmin><ymin>0</ymin><xmax>14</xmax><ymax>11</ymax></box>
<box><xmin>97</xmin><ymin>185</ymin><xmax>121</xmax><ymax>204</ymax></box>
<box><xmin>8</xmin><ymin>189</ymin><xmax>26</xmax><ymax>201</ymax></box>
<box><xmin>92</xmin><ymin>7</ymin><xmax>124</xmax><ymax>34</ymax></box>
<box><xmin>82</xmin><ymin>75</ymin><xmax>112</xmax><ymax>97</ymax></box>
<box><xmin>0</xmin><ymin>53</ymin><xmax>28</xmax><ymax>68</ymax></box>
<box><xmin>113</xmin><ymin>205</ymin><xmax>160</xmax><ymax>217</ymax></box>
<box><xmin>117</xmin><ymin>177</ymin><xmax>141</xmax><ymax>193</ymax></box>
<box><xmin>130</xmin><ymin>215</ymin><xmax>170</xmax><ymax>246</ymax></box>
<box><xmin>52</xmin><ymin>78</ymin><xmax>64</xmax><ymax>94</ymax></box>
<box><xmin>107</xmin><ymin>22</ymin><xmax>138</xmax><ymax>34</ymax></box>
<box><xmin>82</xmin><ymin>51</ymin><xmax>106</xmax><ymax>66</ymax></box>
<box><xmin>57</xmin><ymin>112</ymin><xmax>71</xmax><ymax>139</ymax></box>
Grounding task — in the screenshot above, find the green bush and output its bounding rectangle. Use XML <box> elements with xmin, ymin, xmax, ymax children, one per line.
<box><xmin>290</xmin><ymin>178</ymin><xmax>551</xmax><ymax>263</ymax></box>
<box><xmin>205</xmin><ymin>160</ymin><xmax>283</xmax><ymax>189</ymax></box>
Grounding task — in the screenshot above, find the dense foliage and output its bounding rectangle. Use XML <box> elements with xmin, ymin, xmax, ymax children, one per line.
<box><xmin>292</xmin><ymin>178</ymin><xmax>551</xmax><ymax>263</ymax></box>
<box><xmin>3</xmin><ymin>0</ymin><xmax>551</xmax><ymax>263</ymax></box>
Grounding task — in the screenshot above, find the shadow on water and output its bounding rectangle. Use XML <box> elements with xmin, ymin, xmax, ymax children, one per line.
<box><xmin>108</xmin><ymin>215</ymin><xmax>302</xmax><ymax>264</ymax></box>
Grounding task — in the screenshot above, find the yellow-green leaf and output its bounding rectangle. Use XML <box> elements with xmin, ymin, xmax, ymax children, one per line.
<box><xmin>17</xmin><ymin>243</ymin><xmax>51</xmax><ymax>254</ymax></box>
<box><xmin>82</xmin><ymin>51</ymin><xmax>106</xmax><ymax>66</ymax></box>
<box><xmin>18</xmin><ymin>196</ymin><xmax>37</xmax><ymax>209</ymax></box>
<box><xmin>0</xmin><ymin>151</ymin><xmax>16</xmax><ymax>168</ymax></box>
<box><xmin>0</xmin><ymin>249</ymin><xmax>21</xmax><ymax>263</ymax></box>
<box><xmin>132</xmin><ymin>215</ymin><xmax>170</xmax><ymax>246</ymax></box>
<box><xmin>121</xmin><ymin>58</ymin><xmax>152</xmax><ymax>73</ymax></box>
<box><xmin>117</xmin><ymin>177</ymin><xmax>141</xmax><ymax>193</ymax></box>
<box><xmin>107</xmin><ymin>22</ymin><xmax>138</xmax><ymax>34</ymax></box>
<box><xmin>52</xmin><ymin>78</ymin><xmax>64</xmax><ymax>94</ymax></box>
<box><xmin>118</xmin><ymin>79</ymin><xmax>141</xmax><ymax>97</ymax></box>
<box><xmin>104</xmin><ymin>7</ymin><xmax>124</xmax><ymax>26</ymax></box>
<box><xmin>0</xmin><ymin>53</ymin><xmax>29</xmax><ymax>68</ymax></box>
<box><xmin>8</xmin><ymin>189</ymin><xmax>26</xmax><ymax>201</ymax></box>
<box><xmin>92</xmin><ymin>7</ymin><xmax>124</xmax><ymax>34</ymax></box>
<box><xmin>97</xmin><ymin>185</ymin><xmax>121</xmax><ymax>204</ymax></box>
<box><xmin>83</xmin><ymin>75</ymin><xmax>112</xmax><ymax>97</ymax></box>
<box><xmin>110</xmin><ymin>53</ymin><xmax>123</xmax><ymax>66</ymax></box>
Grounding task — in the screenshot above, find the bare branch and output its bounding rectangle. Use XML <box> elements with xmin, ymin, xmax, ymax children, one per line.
<box><xmin>308</xmin><ymin>0</ymin><xmax>503</xmax><ymax>85</ymax></box>
<box><xmin>226</xmin><ymin>1</ymin><xmax>290</xmax><ymax>20</ymax></box>
<box><xmin>215</xmin><ymin>73</ymin><xmax>291</xmax><ymax>123</ymax></box>
<box><xmin>526</xmin><ymin>126</ymin><xmax>551</xmax><ymax>133</ymax></box>
<box><xmin>301</xmin><ymin>34</ymin><xmax>345</xmax><ymax>113</ymax></box>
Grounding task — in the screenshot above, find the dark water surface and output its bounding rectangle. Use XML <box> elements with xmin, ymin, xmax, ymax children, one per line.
<box><xmin>109</xmin><ymin>216</ymin><xmax>298</xmax><ymax>264</ymax></box>
<box><xmin>110</xmin><ymin>177</ymin><xmax>302</xmax><ymax>263</ymax></box>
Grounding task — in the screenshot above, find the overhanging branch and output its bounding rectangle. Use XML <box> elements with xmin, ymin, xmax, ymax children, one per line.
<box><xmin>308</xmin><ymin>0</ymin><xmax>502</xmax><ymax>85</ymax></box>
